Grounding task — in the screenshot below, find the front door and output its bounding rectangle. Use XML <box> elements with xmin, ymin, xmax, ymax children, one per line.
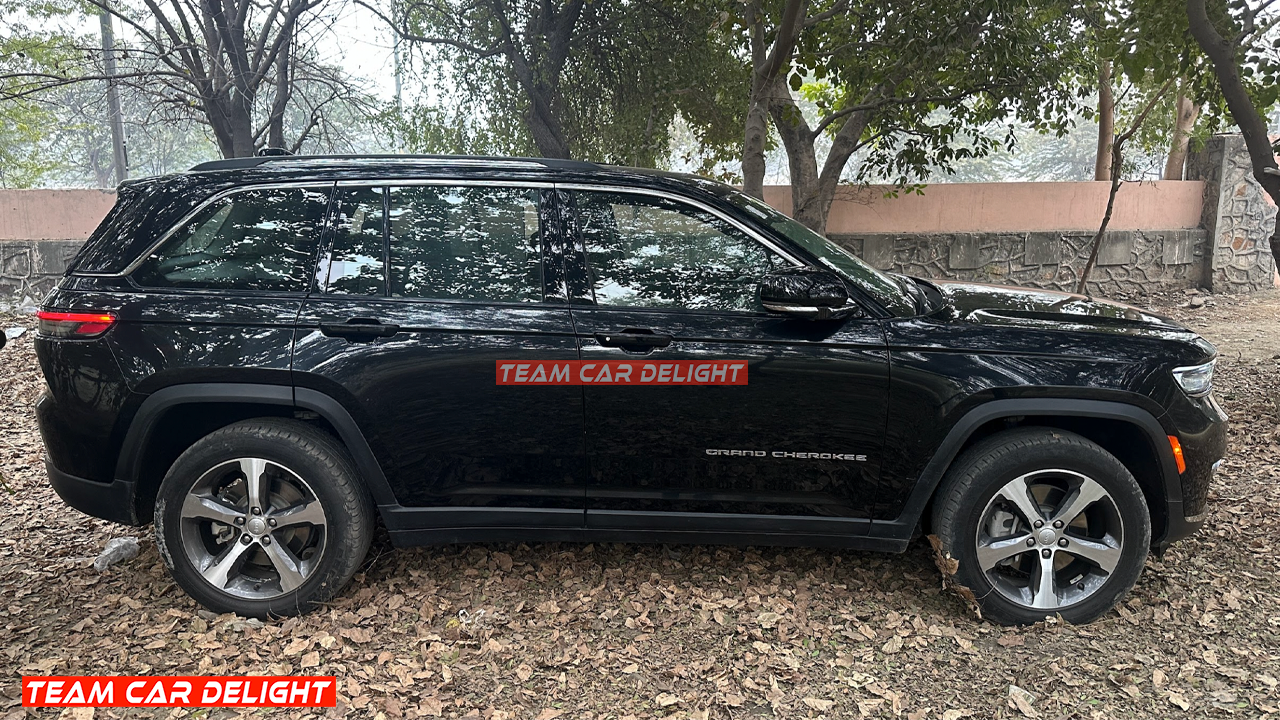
<box><xmin>561</xmin><ymin>187</ymin><xmax>890</xmax><ymax>537</ymax></box>
<box><xmin>293</xmin><ymin>181</ymin><xmax>587</xmax><ymax>529</ymax></box>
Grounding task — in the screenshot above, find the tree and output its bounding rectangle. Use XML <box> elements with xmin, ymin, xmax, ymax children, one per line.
<box><xmin>1185</xmin><ymin>0</ymin><xmax>1280</xmax><ymax>267</ymax></box>
<box><xmin>1095</xmin><ymin>60</ymin><xmax>1115</xmax><ymax>180</ymax></box>
<box><xmin>1</xmin><ymin>0</ymin><xmax>373</xmax><ymax>159</ymax></box>
<box><xmin>1077</xmin><ymin>0</ymin><xmax>1213</xmax><ymax>291</ymax></box>
<box><xmin>728</xmin><ymin>0</ymin><xmax>1088</xmax><ymax>235</ymax></box>
<box><xmin>1077</xmin><ymin>77</ymin><xmax>1175</xmax><ymax>293</ymax></box>
<box><xmin>1164</xmin><ymin>88</ymin><xmax>1200</xmax><ymax>178</ymax></box>
<box><xmin>738</xmin><ymin>0</ymin><xmax>806</xmax><ymax>199</ymax></box>
<box><xmin>0</xmin><ymin>12</ymin><xmax>81</xmax><ymax>186</ymax></box>
<box><xmin>373</xmin><ymin>0</ymin><xmax>746</xmax><ymax>165</ymax></box>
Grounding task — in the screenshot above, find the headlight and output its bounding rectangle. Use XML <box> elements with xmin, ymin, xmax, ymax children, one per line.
<box><xmin>1172</xmin><ymin>359</ymin><xmax>1215</xmax><ymax>397</ymax></box>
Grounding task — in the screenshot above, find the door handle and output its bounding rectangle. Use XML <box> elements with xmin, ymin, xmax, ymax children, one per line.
<box><xmin>319</xmin><ymin>318</ymin><xmax>401</xmax><ymax>341</ymax></box>
<box><xmin>594</xmin><ymin>328</ymin><xmax>673</xmax><ymax>350</ymax></box>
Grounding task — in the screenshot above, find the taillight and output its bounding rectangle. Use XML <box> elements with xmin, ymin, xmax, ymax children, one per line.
<box><xmin>36</xmin><ymin>310</ymin><xmax>118</xmax><ymax>338</ymax></box>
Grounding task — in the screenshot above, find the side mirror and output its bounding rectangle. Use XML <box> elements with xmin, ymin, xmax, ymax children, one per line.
<box><xmin>758</xmin><ymin>268</ymin><xmax>863</xmax><ymax>320</ymax></box>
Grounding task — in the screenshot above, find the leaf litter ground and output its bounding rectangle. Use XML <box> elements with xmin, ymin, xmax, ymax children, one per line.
<box><xmin>1</xmin><ymin>291</ymin><xmax>1278</xmax><ymax>719</ymax></box>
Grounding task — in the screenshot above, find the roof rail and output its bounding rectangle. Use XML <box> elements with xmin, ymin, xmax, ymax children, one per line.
<box><xmin>188</xmin><ymin>154</ymin><xmax>602</xmax><ymax>173</ymax></box>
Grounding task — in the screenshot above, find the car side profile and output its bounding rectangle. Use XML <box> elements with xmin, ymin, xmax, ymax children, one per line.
<box><xmin>35</xmin><ymin>155</ymin><xmax>1226</xmax><ymax>624</ymax></box>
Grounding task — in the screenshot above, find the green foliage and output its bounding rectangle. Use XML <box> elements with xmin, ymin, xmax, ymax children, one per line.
<box><xmin>394</xmin><ymin>0</ymin><xmax>748</xmax><ymax>166</ymax></box>
<box><xmin>0</xmin><ymin>17</ymin><xmax>84</xmax><ymax>186</ymax></box>
<box><xmin>730</xmin><ymin>0</ymin><xmax>1093</xmax><ymax>190</ymax></box>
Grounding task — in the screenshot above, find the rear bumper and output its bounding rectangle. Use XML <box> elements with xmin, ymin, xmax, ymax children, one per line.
<box><xmin>46</xmin><ymin>459</ymin><xmax>142</xmax><ymax>526</ymax></box>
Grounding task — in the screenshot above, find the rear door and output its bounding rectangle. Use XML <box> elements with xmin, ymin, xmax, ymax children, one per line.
<box><xmin>561</xmin><ymin>186</ymin><xmax>891</xmax><ymax>538</ymax></box>
<box><xmin>112</xmin><ymin>183</ymin><xmax>332</xmax><ymax>393</ymax></box>
<box><xmin>293</xmin><ymin>181</ymin><xmax>587</xmax><ymax>529</ymax></box>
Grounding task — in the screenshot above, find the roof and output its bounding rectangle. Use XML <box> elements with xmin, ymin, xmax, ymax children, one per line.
<box><xmin>188</xmin><ymin>154</ymin><xmax>606</xmax><ymax>173</ymax></box>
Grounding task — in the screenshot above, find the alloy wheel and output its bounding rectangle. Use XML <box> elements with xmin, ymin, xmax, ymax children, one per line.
<box><xmin>975</xmin><ymin>469</ymin><xmax>1124</xmax><ymax>611</ymax></box>
<box><xmin>178</xmin><ymin>458</ymin><xmax>328</xmax><ymax>600</ymax></box>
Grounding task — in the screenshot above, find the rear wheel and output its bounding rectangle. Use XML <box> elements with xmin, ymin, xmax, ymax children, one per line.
<box><xmin>932</xmin><ymin>427</ymin><xmax>1151</xmax><ymax>625</ymax></box>
<box><xmin>154</xmin><ymin>419</ymin><xmax>373</xmax><ymax>618</ymax></box>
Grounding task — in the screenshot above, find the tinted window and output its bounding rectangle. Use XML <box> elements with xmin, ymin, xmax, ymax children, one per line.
<box><xmin>574</xmin><ymin>191</ymin><xmax>782</xmax><ymax>311</ymax></box>
<box><xmin>388</xmin><ymin>186</ymin><xmax>542</xmax><ymax>302</ymax></box>
<box><xmin>324</xmin><ymin>187</ymin><xmax>386</xmax><ymax>296</ymax></box>
<box><xmin>133</xmin><ymin>186</ymin><xmax>329</xmax><ymax>292</ymax></box>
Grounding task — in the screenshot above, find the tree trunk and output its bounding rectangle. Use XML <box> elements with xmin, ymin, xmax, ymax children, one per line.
<box><xmin>1078</xmin><ymin>141</ymin><xmax>1123</xmax><ymax>295</ymax></box>
<box><xmin>1095</xmin><ymin>60</ymin><xmax>1114</xmax><ymax>181</ymax></box>
<box><xmin>741</xmin><ymin>78</ymin><xmax>772</xmax><ymax>199</ymax></box>
<box><xmin>525</xmin><ymin>99</ymin><xmax>572</xmax><ymax>159</ymax></box>
<box><xmin>1079</xmin><ymin>77</ymin><xmax>1176</xmax><ymax>293</ymax></box>
<box><xmin>739</xmin><ymin>0</ymin><xmax>806</xmax><ymax>199</ymax></box>
<box><xmin>267</xmin><ymin>26</ymin><xmax>292</xmax><ymax>150</ymax></box>
<box><xmin>1163</xmin><ymin>93</ymin><xmax>1198</xmax><ymax>180</ymax></box>
<box><xmin>1186</xmin><ymin>0</ymin><xmax>1280</xmax><ymax>268</ymax></box>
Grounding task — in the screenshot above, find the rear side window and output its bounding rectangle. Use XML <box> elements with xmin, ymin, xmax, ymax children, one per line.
<box><xmin>387</xmin><ymin>185</ymin><xmax>542</xmax><ymax>302</ymax></box>
<box><xmin>132</xmin><ymin>186</ymin><xmax>330</xmax><ymax>292</ymax></box>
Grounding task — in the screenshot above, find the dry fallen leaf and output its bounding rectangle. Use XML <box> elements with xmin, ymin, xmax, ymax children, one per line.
<box><xmin>803</xmin><ymin>697</ymin><xmax>835</xmax><ymax>711</ymax></box>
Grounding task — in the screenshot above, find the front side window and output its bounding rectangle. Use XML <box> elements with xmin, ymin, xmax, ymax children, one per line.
<box><xmin>133</xmin><ymin>186</ymin><xmax>329</xmax><ymax>292</ymax></box>
<box><xmin>573</xmin><ymin>191</ymin><xmax>783</xmax><ymax>311</ymax></box>
<box><xmin>724</xmin><ymin>190</ymin><xmax>915</xmax><ymax>316</ymax></box>
<box><xmin>387</xmin><ymin>185</ymin><xmax>542</xmax><ymax>302</ymax></box>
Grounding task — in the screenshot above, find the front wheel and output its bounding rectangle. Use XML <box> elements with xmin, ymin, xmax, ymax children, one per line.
<box><xmin>932</xmin><ymin>427</ymin><xmax>1151</xmax><ymax>625</ymax></box>
<box><xmin>154</xmin><ymin>418</ymin><xmax>374</xmax><ymax>618</ymax></box>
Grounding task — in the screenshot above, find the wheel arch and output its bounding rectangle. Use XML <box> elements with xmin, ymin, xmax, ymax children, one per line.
<box><xmin>874</xmin><ymin>399</ymin><xmax>1181</xmax><ymax>545</ymax></box>
<box><xmin>116</xmin><ymin>383</ymin><xmax>396</xmax><ymax>523</ymax></box>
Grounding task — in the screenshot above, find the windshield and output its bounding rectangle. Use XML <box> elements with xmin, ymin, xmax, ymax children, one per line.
<box><xmin>724</xmin><ymin>191</ymin><xmax>915</xmax><ymax>316</ymax></box>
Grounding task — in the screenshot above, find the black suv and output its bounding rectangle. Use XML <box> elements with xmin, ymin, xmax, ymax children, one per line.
<box><xmin>35</xmin><ymin>155</ymin><xmax>1226</xmax><ymax>624</ymax></box>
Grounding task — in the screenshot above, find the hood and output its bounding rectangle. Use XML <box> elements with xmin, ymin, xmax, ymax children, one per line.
<box><xmin>933</xmin><ymin>280</ymin><xmax>1189</xmax><ymax>333</ymax></box>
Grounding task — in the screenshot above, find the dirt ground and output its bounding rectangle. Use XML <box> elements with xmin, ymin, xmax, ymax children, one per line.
<box><xmin>1</xmin><ymin>291</ymin><xmax>1278</xmax><ymax>720</ymax></box>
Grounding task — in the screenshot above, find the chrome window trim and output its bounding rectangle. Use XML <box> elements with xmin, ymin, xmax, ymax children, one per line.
<box><xmin>77</xmin><ymin>178</ymin><xmax>804</xmax><ymax>279</ymax></box>
<box><xmin>75</xmin><ymin>181</ymin><xmax>336</xmax><ymax>278</ymax></box>
<box><xmin>554</xmin><ymin>182</ymin><xmax>806</xmax><ymax>268</ymax></box>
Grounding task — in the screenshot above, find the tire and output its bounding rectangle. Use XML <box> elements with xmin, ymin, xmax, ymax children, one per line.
<box><xmin>931</xmin><ymin>427</ymin><xmax>1151</xmax><ymax>626</ymax></box>
<box><xmin>154</xmin><ymin>418</ymin><xmax>374</xmax><ymax>618</ymax></box>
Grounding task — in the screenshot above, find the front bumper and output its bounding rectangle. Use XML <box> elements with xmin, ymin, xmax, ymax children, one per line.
<box><xmin>46</xmin><ymin>459</ymin><xmax>141</xmax><ymax>526</ymax></box>
<box><xmin>1156</xmin><ymin>393</ymin><xmax>1228</xmax><ymax>548</ymax></box>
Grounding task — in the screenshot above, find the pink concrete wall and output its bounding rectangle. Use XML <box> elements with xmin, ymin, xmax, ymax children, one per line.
<box><xmin>763</xmin><ymin>181</ymin><xmax>1205</xmax><ymax>234</ymax></box>
<box><xmin>0</xmin><ymin>182</ymin><xmax>1204</xmax><ymax>241</ymax></box>
<box><xmin>0</xmin><ymin>189</ymin><xmax>117</xmax><ymax>241</ymax></box>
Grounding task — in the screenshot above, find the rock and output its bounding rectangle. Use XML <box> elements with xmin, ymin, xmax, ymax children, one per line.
<box><xmin>92</xmin><ymin>536</ymin><xmax>141</xmax><ymax>572</ymax></box>
<box><xmin>1188</xmin><ymin>296</ymin><xmax>1206</xmax><ymax>308</ymax></box>
<box><xmin>5</xmin><ymin>327</ymin><xmax>26</xmax><ymax>340</ymax></box>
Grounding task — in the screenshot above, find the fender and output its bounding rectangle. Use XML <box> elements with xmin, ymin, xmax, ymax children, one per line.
<box><xmin>115</xmin><ymin>382</ymin><xmax>398</xmax><ymax>516</ymax></box>
<box><xmin>868</xmin><ymin>398</ymin><xmax>1181</xmax><ymax>541</ymax></box>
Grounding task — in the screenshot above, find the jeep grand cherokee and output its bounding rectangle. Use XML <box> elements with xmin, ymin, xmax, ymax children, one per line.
<box><xmin>35</xmin><ymin>155</ymin><xmax>1227</xmax><ymax>624</ymax></box>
